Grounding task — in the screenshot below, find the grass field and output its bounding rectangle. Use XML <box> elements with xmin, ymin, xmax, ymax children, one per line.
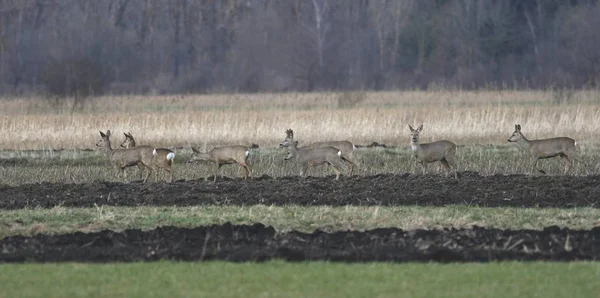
<box><xmin>1</xmin><ymin>90</ymin><xmax>598</xmax><ymax>182</ymax></box>
<box><xmin>1</xmin><ymin>91</ymin><xmax>599</xmax><ymax>297</ymax></box>
<box><xmin>1</xmin><ymin>262</ymin><xmax>598</xmax><ymax>298</ymax></box>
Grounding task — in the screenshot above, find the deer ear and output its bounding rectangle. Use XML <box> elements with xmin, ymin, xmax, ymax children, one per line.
<box><xmin>417</xmin><ymin>125</ymin><xmax>423</xmax><ymax>132</ymax></box>
<box><xmin>100</xmin><ymin>131</ymin><xmax>105</xmax><ymax>137</ymax></box>
<box><xmin>408</xmin><ymin>124</ymin><xmax>414</xmax><ymax>131</ymax></box>
<box><xmin>516</xmin><ymin>124</ymin><xmax>521</xmax><ymax>131</ymax></box>
<box><xmin>106</xmin><ymin>130</ymin><xmax>111</xmax><ymax>137</ymax></box>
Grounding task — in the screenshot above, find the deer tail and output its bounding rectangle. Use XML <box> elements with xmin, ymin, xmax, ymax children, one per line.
<box><xmin>166</xmin><ymin>152</ymin><xmax>175</xmax><ymax>161</ymax></box>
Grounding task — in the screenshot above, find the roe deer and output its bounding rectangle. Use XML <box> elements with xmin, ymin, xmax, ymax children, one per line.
<box><xmin>508</xmin><ymin>124</ymin><xmax>588</xmax><ymax>175</ymax></box>
<box><xmin>279</xmin><ymin>129</ymin><xmax>358</xmax><ymax>175</ymax></box>
<box><xmin>96</xmin><ymin>130</ymin><xmax>156</xmax><ymax>183</ymax></box>
<box><xmin>186</xmin><ymin>145</ymin><xmax>252</xmax><ymax>182</ymax></box>
<box><xmin>284</xmin><ymin>140</ymin><xmax>347</xmax><ymax>180</ymax></box>
<box><xmin>408</xmin><ymin>124</ymin><xmax>458</xmax><ymax>179</ymax></box>
<box><xmin>120</xmin><ymin>132</ymin><xmax>176</xmax><ymax>183</ymax></box>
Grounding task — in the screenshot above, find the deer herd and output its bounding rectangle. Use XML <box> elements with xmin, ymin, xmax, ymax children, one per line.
<box><xmin>96</xmin><ymin>123</ymin><xmax>588</xmax><ymax>183</ymax></box>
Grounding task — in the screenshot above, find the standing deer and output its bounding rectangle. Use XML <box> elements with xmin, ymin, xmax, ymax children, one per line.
<box><xmin>120</xmin><ymin>132</ymin><xmax>176</xmax><ymax>183</ymax></box>
<box><xmin>284</xmin><ymin>140</ymin><xmax>347</xmax><ymax>180</ymax></box>
<box><xmin>186</xmin><ymin>145</ymin><xmax>252</xmax><ymax>182</ymax></box>
<box><xmin>508</xmin><ymin>124</ymin><xmax>588</xmax><ymax>175</ymax></box>
<box><xmin>96</xmin><ymin>130</ymin><xmax>156</xmax><ymax>183</ymax></box>
<box><xmin>279</xmin><ymin>129</ymin><xmax>358</xmax><ymax>175</ymax></box>
<box><xmin>408</xmin><ymin>124</ymin><xmax>458</xmax><ymax>179</ymax></box>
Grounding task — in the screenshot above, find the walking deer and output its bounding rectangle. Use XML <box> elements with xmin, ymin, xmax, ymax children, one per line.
<box><xmin>408</xmin><ymin>124</ymin><xmax>458</xmax><ymax>179</ymax></box>
<box><xmin>120</xmin><ymin>132</ymin><xmax>176</xmax><ymax>183</ymax></box>
<box><xmin>186</xmin><ymin>145</ymin><xmax>252</xmax><ymax>182</ymax></box>
<box><xmin>508</xmin><ymin>124</ymin><xmax>588</xmax><ymax>175</ymax></box>
<box><xmin>279</xmin><ymin>129</ymin><xmax>358</xmax><ymax>175</ymax></box>
<box><xmin>96</xmin><ymin>130</ymin><xmax>156</xmax><ymax>183</ymax></box>
<box><xmin>284</xmin><ymin>140</ymin><xmax>347</xmax><ymax>180</ymax></box>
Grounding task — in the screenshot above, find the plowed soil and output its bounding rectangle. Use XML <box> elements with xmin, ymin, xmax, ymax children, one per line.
<box><xmin>1</xmin><ymin>223</ymin><xmax>598</xmax><ymax>262</ymax></box>
<box><xmin>1</xmin><ymin>172</ymin><xmax>599</xmax><ymax>209</ymax></box>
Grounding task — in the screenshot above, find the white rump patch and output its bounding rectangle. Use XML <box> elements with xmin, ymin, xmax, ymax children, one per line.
<box><xmin>166</xmin><ymin>152</ymin><xmax>176</xmax><ymax>160</ymax></box>
<box><xmin>575</xmin><ymin>141</ymin><xmax>578</xmax><ymax>146</ymax></box>
<box><xmin>152</xmin><ymin>149</ymin><xmax>158</xmax><ymax>156</ymax></box>
<box><xmin>337</xmin><ymin>150</ymin><xmax>342</xmax><ymax>156</ymax></box>
<box><xmin>245</xmin><ymin>150</ymin><xmax>249</xmax><ymax>157</ymax></box>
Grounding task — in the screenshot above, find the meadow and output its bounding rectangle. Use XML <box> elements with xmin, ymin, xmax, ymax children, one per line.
<box><xmin>1</xmin><ymin>90</ymin><xmax>599</xmax><ymax>298</ymax></box>
<box><xmin>1</xmin><ymin>90</ymin><xmax>599</xmax><ymax>184</ymax></box>
<box><xmin>1</xmin><ymin>90</ymin><xmax>600</xmax><ymax>150</ymax></box>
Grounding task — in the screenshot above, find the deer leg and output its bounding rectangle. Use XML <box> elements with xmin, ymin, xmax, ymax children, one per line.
<box><xmin>142</xmin><ymin>164</ymin><xmax>153</xmax><ymax>183</ymax></box>
<box><xmin>300</xmin><ymin>163</ymin><xmax>310</xmax><ymax>178</ymax></box>
<box><xmin>569</xmin><ymin>153</ymin><xmax>590</xmax><ymax>174</ymax></box>
<box><xmin>153</xmin><ymin>162</ymin><xmax>161</xmax><ymax>182</ymax></box>
<box><xmin>341</xmin><ymin>154</ymin><xmax>357</xmax><ymax>176</ymax></box>
<box><xmin>531</xmin><ymin>158</ymin><xmax>540</xmax><ymax>174</ymax></box>
<box><xmin>444</xmin><ymin>156</ymin><xmax>459</xmax><ymax>180</ymax></box>
<box><xmin>238</xmin><ymin>161</ymin><xmax>251</xmax><ymax>180</ymax></box>
<box><xmin>116</xmin><ymin>165</ymin><xmax>126</xmax><ymax>182</ymax></box>
<box><xmin>137</xmin><ymin>164</ymin><xmax>145</xmax><ymax>181</ymax></box>
<box><xmin>440</xmin><ymin>159</ymin><xmax>451</xmax><ymax>177</ymax></box>
<box><xmin>241</xmin><ymin>164</ymin><xmax>248</xmax><ymax>180</ymax></box>
<box><xmin>332</xmin><ymin>166</ymin><xmax>341</xmax><ymax>180</ymax></box>
<box><xmin>244</xmin><ymin>165</ymin><xmax>252</xmax><ymax>180</ymax></box>
<box><xmin>214</xmin><ymin>162</ymin><xmax>222</xmax><ymax>182</ymax></box>
<box><xmin>330</xmin><ymin>161</ymin><xmax>345</xmax><ymax>180</ymax></box>
<box><xmin>559</xmin><ymin>154</ymin><xmax>572</xmax><ymax>175</ymax></box>
<box><xmin>346</xmin><ymin>159</ymin><xmax>357</xmax><ymax>176</ymax></box>
<box><xmin>419</xmin><ymin>161</ymin><xmax>427</xmax><ymax>175</ymax></box>
<box><xmin>163</xmin><ymin>166</ymin><xmax>174</xmax><ymax>183</ymax></box>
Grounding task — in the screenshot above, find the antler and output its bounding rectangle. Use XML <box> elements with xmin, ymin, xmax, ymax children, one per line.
<box><xmin>285</xmin><ymin>129</ymin><xmax>294</xmax><ymax>138</ymax></box>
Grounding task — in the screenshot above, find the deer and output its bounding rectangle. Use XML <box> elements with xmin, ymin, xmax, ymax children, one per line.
<box><xmin>279</xmin><ymin>129</ymin><xmax>358</xmax><ymax>175</ymax></box>
<box><xmin>508</xmin><ymin>124</ymin><xmax>588</xmax><ymax>175</ymax></box>
<box><xmin>284</xmin><ymin>140</ymin><xmax>347</xmax><ymax>180</ymax></box>
<box><xmin>96</xmin><ymin>130</ymin><xmax>156</xmax><ymax>183</ymax></box>
<box><xmin>186</xmin><ymin>145</ymin><xmax>252</xmax><ymax>182</ymax></box>
<box><xmin>408</xmin><ymin>124</ymin><xmax>458</xmax><ymax>179</ymax></box>
<box><xmin>120</xmin><ymin>132</ymin><xmax>176</xmax><ymax>183</ymax></box>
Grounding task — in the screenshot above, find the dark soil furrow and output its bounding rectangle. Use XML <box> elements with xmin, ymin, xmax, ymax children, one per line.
<box><xmin>1</xmin><ymin>223</ymin><xmax>598</xmax><ymax>262</ymax></box>
<box><xmin>1</xmin><ymin>172</ymin><xmax>599</xmax><ymax>209</ymax></box>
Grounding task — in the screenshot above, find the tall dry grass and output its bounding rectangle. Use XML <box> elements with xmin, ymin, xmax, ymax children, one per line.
<box><xmin>1</xmin><ymin>90</ymin><xmax>600</xmax><ymax>150</ymax></box>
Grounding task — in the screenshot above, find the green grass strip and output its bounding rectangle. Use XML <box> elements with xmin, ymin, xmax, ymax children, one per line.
<box><xmin>1</xmin><ymin>205</ymin><xmax>599</xmax><ymax>238</ymax></box>
<box><xmin>0</xmin><ymin>261</ymin><xmax>598</xmax><ymax>298</ymax></box>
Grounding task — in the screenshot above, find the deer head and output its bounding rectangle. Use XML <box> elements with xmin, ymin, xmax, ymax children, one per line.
<box><xmin>280</xmin><ymin>128</ymin><xmax>295</xmax><ymax>148</ymax></box>
<box><xmin>508</xmin><ymin>124</ymin><xmax>523</xmax><ymax>142</ymax></box>
<box><xmin>96</xmin><ymin>130</ymin><xmax>112</xmax><ymax>147</ymax></box>
<box><xmin>120</xmin><ymin>132</ymin><xmax>135</xmax><ymax>148</ymax></box>
<box><xmin>408</xmin><ymin>124</ymin><xmax>423</xmax><ymax>144</ymax></box>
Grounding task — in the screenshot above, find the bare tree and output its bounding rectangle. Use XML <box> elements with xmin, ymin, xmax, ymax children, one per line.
<box><xmin>369</xmin><ymin>0</ymin><xmax>413</xmax><ymax>72</ymax></box>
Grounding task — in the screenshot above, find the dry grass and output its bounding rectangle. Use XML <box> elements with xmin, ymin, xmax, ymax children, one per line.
<box><xmin>1</xmin><ymin>90</ymin><xmax>600</xmax><ymax>150</ymax></box>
